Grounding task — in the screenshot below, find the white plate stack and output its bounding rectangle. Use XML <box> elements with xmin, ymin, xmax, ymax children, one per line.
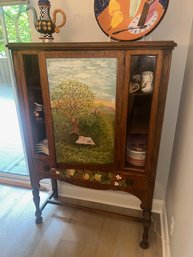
<box><xmin>127</xmin><ymin>145</ymin><xmax>146</xmax><ymax>166</ymax></box>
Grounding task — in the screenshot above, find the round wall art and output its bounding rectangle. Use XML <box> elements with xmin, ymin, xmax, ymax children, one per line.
<box><xmin>94</xmin><ymin>0</ymin><xmax>169</xmax><ymax>41</ymax></box>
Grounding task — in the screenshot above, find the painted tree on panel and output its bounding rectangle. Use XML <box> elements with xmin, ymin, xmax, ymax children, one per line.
<box><xmin>51</xmin><ymin>79</ymin><xmax>95</xmax><ymax>137</ymax></box>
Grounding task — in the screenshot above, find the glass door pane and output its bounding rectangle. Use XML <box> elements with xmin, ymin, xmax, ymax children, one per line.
<box><xmin>125</xmin><ymin>55</ymin><xmax>156</xmax><ymax>169</ymax></box>
<box><xmin>0</xmin><ymin>5</ymin><xmax>30</xmax><ymax>176</ymax></box>
<box><xmin>22</xmin><ymin>54</ymin><xmax>48</xmax><ymax>157</ymax></box>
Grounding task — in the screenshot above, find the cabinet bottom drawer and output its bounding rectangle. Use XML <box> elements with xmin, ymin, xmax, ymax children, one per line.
<box><xmin>50</xmin><ymin>168</ymin><xmax>148</xmax><ymax>202</ymax></box>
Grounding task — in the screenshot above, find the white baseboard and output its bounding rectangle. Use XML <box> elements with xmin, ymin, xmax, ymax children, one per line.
<box><xmin>0</xmin><ymin>173</ymin><xmax>50</xmax><ymax>191</ymax></box>
<box><xmin>0</xmin><ymin>173</ymin><xmax>31</xmax><ymax>188</ymax></box>
<box><xmin>160</xmin><ymin>203</ymin><xmax>171</xmax><ymax>257</ymax></box>
<box><xmin>58</xmin><ymin>181</ymin><xmax>163</xmax><ymax>213</ymax></box>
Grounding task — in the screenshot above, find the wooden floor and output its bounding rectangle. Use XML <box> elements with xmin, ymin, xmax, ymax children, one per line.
<box><xmin>0</xmin><ymin>184</ymin><xmax>162</xmax><ymax>257</ymax></box>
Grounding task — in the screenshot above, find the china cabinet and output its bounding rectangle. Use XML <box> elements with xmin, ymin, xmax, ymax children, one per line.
<box><xmin>8</xmin><ymin>41</ymin><xmax>176</xmax><ymax>249</ymax></box>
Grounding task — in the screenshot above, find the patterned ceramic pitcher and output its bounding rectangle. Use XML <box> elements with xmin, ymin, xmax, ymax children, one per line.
<box><xmin>27</xmin><ymin>0</ymin><xmax>66</xmax><ymax>41</ymax></box>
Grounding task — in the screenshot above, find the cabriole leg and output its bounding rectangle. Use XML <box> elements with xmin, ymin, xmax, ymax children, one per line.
<box><xmin>32</xmin><ymin>186</ymin><xmax>43</xmax><ymax>224</ymax></box>
<box><xmin>140</xmin><ymin>209</ymin><xmax>151</xmax><ymax>249</ymax></box>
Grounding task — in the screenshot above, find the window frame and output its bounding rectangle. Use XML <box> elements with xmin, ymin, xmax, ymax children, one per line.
<box><xmin>0</xmin><ymin>1</ymin><xmax>29</xmax><ymax>7</ymax></box>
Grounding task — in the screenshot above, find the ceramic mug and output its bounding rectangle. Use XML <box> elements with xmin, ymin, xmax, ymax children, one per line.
<box><xmin>141</xmin><ymin>71</ymin><xmax>154</xmax><ymax>93</ymax></box>
<box><xmin>130</xmin><ymin>83</ymin><xmax>140</xmax><ymax>93</ymax></box>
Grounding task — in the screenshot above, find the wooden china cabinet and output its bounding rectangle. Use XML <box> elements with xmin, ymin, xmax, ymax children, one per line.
<box><xmin>8</xmin><ymin>41</ymin><xmax>176</xmax><ymax>249</ymax></box>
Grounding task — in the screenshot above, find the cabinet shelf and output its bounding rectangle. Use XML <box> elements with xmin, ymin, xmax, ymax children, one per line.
<box><xmin>125</xmin><ymin>162</ymin><xmax>145</xmax><ymax>171</ymax></box>
<box><xmin>127</xmin><ymin>118</ymin><xmax>149</xmax><ymax>134</ymax></box>
<box><xmin>129</xmin><ymin>91</ymin><xmax>153</xmax><ymax>96</ymax></box>
<box><xmin>33</xmin><ymin>117</ymin><xmax>45</xmax><ymax>124</ymax></box>
<box><xmin>30</xmin><ymin>86</ymin><xmax>42</xmax><ymax>91</ymax></box>
<box><xmin>33</xmin><ymin>153</ymin><xmax>49</xmax><ymax>159</ymax></box>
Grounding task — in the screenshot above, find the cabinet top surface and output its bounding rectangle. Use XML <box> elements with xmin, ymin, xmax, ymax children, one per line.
<box><xmin>7</xmin><ymin>41</ymin><xmax>177</xmax><ymax>51</ymax></box>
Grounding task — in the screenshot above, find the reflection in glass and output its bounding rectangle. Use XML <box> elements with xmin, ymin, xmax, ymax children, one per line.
<box><xmin>126</xmin><ymin>55</ymin><xmax>156</xmax><ymax>168</ymax></box>
<box><xmin>23</xmin><ymin>55</ymin><xmax>47</xmax><ymax>156</ymax></box>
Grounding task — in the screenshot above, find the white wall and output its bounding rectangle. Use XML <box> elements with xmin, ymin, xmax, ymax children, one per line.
<box><xmin>147</xmin><ymin>0</ymin><xmax>192</xmax><ymax>199</ymax></box>
<box><xmin>28</xmin><ymin>0</ymin><xmax>192</xmax><ymax>205</ymax></box>
<box><xmin>165</xmin><ymin>19</ymin><xmax>193</xmax><ymax>257</ymax></box>
<box><xmin>29</xmin><ymin>0</ymin><xmax>107</xmax><ymax>42</ymax></box>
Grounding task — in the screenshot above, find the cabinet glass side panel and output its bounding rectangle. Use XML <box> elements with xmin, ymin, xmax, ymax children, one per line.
<box><xmin>125</xmin><ymin>55</ymin><xmax>156</xmax><ymax>169</ymax></box>
<box><xmin>23</xmin><ymin>55</ymin><xmax>48</xmax><ymax>156</ymax></box>
<box><xmin>46</xmin><ymin>58</ymin><xmax>117</xmax><ymax>165</ymax></box>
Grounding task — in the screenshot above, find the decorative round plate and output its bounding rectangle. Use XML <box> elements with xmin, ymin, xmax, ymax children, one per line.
<box><xmin>94</xmin><ymin>0</ymin><xmax>169</xmax><ymax>41</ymax></box>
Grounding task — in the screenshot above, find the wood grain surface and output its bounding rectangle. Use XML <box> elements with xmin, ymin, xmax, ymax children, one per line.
<box><xmin>0</xmin><ymin>184</ymin><xmax>162</xmax><ymax>257</ymax></box>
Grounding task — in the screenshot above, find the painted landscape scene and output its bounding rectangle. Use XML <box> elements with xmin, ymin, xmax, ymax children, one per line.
<box><xmin>46</xmin><ymin>58</ymin><xmax>117</xmax><ymax>164</ymax></box>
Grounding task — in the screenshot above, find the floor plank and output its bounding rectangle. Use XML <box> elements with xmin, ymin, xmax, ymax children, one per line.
<box><xmin>0</xmin><ymin>184</ymin><xmax>162</xmax><ymax>257</ymax></box>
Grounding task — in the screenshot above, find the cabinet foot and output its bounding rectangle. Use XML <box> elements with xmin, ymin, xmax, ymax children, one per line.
<box><xmin>35</xmin><ymin>216</ymin><xmax>43</xmax><ymax>224</ymax></box>
<box><xmin>140</xmin><ymin>209</ymin><xmax>151</xmax><ymax>249</ymax></box>
<box><xmin>32</xmin><ymin>187</ymin><xmax>43</xmax><ymax>224</ymax></box>
<box><xmin>140</xmin><ymin>240</ymin><xmax>149</xmax><ymax>249</ymax></box>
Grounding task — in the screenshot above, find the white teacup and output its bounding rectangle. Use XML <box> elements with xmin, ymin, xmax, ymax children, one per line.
<box><xmin>130</xmin><ymin>83</ymin><xmax>140</xmax><ymax>93</ymax></box>
<box><xmin>141</xmin><ymin>71</ymin><xmax>154</xmax><ymax>93</ymax></box>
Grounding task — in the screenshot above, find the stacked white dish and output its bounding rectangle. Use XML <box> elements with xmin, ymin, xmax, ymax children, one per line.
<box><xmin>35</xmin><ymin>138</ymin><xmax>49</xmax><ymax>155</ymax></box>
<box><xmin>127</xmin><ymin>145</ymin><xmax>146</xmax><ymax>166</ymax></box>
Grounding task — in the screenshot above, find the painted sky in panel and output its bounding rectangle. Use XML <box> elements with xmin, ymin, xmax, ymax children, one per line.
<box><xmin>46</xmin><ymin>58</ymin><xmax>117</xmax><ymax>101</ymax></box>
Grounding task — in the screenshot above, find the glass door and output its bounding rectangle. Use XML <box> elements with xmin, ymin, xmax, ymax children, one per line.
<box><xmin>123</xmin><ymin>52</ymin><xmax>160</xmax><ymax>172</ymax></box>
<box><xmin>22</xmin><ymin>54</ymin><xmax>48</xmax><ymax>159</ymax></box>
<box><xmin>0</xmin><ymin>4</ymin><xmax>31</xmax><ymax>177</ymax></box>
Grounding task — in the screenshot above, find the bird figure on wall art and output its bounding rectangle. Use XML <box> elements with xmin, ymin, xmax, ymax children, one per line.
<box><xmin>26</xmin><ymin>0</ymin><xmax>66</xmax><ymax>42</ymax></box>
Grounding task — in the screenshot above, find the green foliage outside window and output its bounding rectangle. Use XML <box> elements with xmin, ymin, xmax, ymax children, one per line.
<box><xmin>0</xmin><ymin>23</ymin><xmax>4</xmax><ymax>54</ymax></box>
<box><xmin>0</xmin><ymin>5</ymin><xmax>31</xmax><ymax>55</ymax></box>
